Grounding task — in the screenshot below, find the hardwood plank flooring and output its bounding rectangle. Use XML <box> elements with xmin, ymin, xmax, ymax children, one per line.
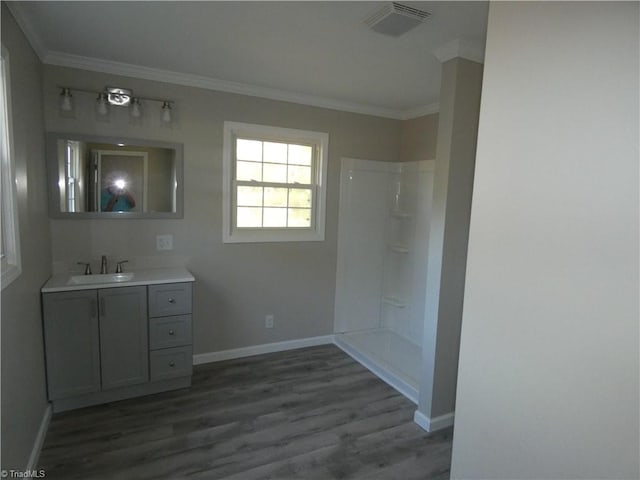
<box><xmin>38</xmin><ymin>344</ymin><xmax>452</xmax><ymax>479</ymax></box>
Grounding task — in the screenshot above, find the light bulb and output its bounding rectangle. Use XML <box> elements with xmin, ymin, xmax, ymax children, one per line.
<box><xmin>96</xmin><ymin>93</ymin><xmax>109</xmax><ymax>116</ymax></box>
<box><xmin>59</xmin><ymin>88</ymin><xmax>73</xmax><ymax>112</ymax></box>
<box><xmin>130</xmin><ymin>98</ymin><xmax>142</xmax><ymax>118</ymax></box>
<box><xmin>161</xmin><ymin>101</ymin><xmax>172</xmax><ymax>123</ymax></box>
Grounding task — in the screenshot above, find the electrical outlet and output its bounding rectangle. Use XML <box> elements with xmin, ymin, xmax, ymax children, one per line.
<box><xmin>156</xmin><ymin>234</ymin><xmax>174</xmax><ymax>251</ymax></box>
<box><xmin>265</xmin><ymin>314</ymin><xmax>274</xmax><ymax>329</ymax></box>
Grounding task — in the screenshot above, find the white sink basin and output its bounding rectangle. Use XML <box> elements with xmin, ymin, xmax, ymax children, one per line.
<box><xmin>68</xmin><ymin>272</ymin><xmax>134</xmax><ymax>285</ymax></box>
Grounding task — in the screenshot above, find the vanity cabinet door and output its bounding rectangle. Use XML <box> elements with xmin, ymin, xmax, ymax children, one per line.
<box><xmin>43</xmin><ymin>290</ymin><xmax>101</xmax><ymax>400</ymax></box>
<box><xmin>99</xmin><ymin>286</ymin><xmax>149</xmax><ymax>390</ymax></box>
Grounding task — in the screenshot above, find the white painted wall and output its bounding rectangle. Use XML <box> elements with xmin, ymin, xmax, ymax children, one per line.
<box><xmin>451</xmin><ymin>2</ymin><xmax>639</xmax><ymax>478</ymax></box>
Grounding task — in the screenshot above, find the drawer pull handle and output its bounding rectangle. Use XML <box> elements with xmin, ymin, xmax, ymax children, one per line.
<box><xmin>168</xmin><ymin>298</ymin><xmax>176</xmax><ymax>304</ymax></box>
<box><xmin>169</xmin><ymin>361</ymin><xmax>175</xmax><ymax>367</ymax></box>
<box><xmin>168</xmin><ymin>330</ymin><xmax>175</xmax><ymax>335</ymax></box>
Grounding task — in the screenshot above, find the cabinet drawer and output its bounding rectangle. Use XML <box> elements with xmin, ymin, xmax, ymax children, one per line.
<box><xmin>148</xmin><ymin>283</ymin><xmax>192</xmax><ymax>317</ymax></box>
<box><xmin>149</xmin><ymin>315</ymin><xmax>192</xmax><ymax>350</ymax></box>
<box><xmin>149</xmin><ymin>346</ymin><xmax>193</xmax><ymax>381</ymax></box>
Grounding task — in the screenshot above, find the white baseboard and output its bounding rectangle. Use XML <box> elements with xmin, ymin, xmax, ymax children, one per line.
<box><xmin>26</xmin><ymin>404</ymin><xmax>52</xmax><ymax>470</ymax></box>
<box><xmin>193</xmin><ymin>335</ymin><xmax>335</xmax><ymax>365</ymax></box>
<box><xmin>413</xmin><ymin>409</ymin><xmax>454</xmax><ymax>432</ymax></box>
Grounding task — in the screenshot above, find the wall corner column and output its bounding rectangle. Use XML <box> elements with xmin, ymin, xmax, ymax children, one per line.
<box><xmin>416</xmin><ymin>54</ymin><xmax>483</xmax><ymax>430</ymax></box>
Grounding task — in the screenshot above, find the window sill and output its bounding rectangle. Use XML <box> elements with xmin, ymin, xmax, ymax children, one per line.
<box><xmin>223</xmin><ymin>229</ymin><xmax>325</xmax><ymax>244</ymax></box>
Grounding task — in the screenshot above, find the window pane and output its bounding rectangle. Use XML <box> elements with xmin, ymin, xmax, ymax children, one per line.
<box><xmin>288</xmin><ymin>144</ymin><xmax>312</xmax><ymax>166</ymax></box>
<box><xmin>289</xmin><ymin>188</ymin><xmax>312</xmax><ymax>208</ymax></box>
<box><xmin>263</xmin><ymin>163</ymin><xmax>287</xmax><ymax>183</ymax></box>
<box><xmin>288</xmin><ymin>208</ymin><xmax>311</xmax><ymax>227</ymax></box>
<box><xmin>264</xmin><ymin>187</ymin><xmax>287</xmax><ymax>207</ymax></box>
<box><xmin>263</xmin><ymin>142</ymin><xmax>287</xmax><ymax>164</ymax></box>
<box><xmin>236</xmin><ymin>139</ymin><xmax>262</xmax><ymax>161</ymax></box>
<box><xmin>263</xmin><ymin>207</ymin><xmax>287</xmax><ymax>227</ymax></box>
<box><xmin>237</xmin><ymin>207</ymin><xmax>262</xmax><ymax>227</ymax></box>
<box><xmin>236</xmin><ymin>161</ymin><xmax>262</xmax><ymax>181</ymax></box>
<box><xmin>288</xmin><ymin>165</ymin><xmax>311</xmax><ymax>184</ymax></box>
<box><xmin>237</xmin><ymin>186</ymin><xmax>263</xmax><ymax>206</ymax></box>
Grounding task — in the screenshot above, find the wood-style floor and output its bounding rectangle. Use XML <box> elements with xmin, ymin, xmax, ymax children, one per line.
<box><xmin>39</xmin><ymin>344</ymin><xmax>452</xmax><ymax>479</ymax></box>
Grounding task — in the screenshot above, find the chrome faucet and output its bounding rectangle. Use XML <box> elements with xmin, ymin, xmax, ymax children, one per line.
<box><xmin>77</xmin><ymin>262</ymin><xmax>92</xmax><ymax>275</ymax></box>
<box><xmin>115</xmin><ymin>260</ymin><xmax>128</xmax><ymax>273</ymax></box>
<box><xmin>100</xmin><ymin>255</ymin><xmax>108</xmax><ymax>274</ymax></box>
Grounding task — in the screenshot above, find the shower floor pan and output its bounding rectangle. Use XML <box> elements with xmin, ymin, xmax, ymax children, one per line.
<box><xmin>334</xmin><ymin>328</ymin><xmax>421</xmax><ymax>403</ymax></box>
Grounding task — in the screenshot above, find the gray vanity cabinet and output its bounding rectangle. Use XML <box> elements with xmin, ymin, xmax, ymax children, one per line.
<box><xmin>42</xmin><ymin>290</ymin><xmax>101</xmax><ymax>400</ymax></box>
<box><xmin>43</xmin><ymin>286</ymin><xmax>148</xmax><ymax>400</ymax></box>
<box><xmin>42</xmin><ymin>271</ymin><xmax>194</xmax><ymax>412</ymax></box>
<box><xmin>98</xmin><ymin>286</ymin><xmax>148</xmax><ymax>389</ymax></box>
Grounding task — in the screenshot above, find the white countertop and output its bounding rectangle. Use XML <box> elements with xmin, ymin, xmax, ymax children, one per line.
<box><xmin>41</xmin><ymin>267</ymin><xmax>195</xmax><ymax>293</ymax></box>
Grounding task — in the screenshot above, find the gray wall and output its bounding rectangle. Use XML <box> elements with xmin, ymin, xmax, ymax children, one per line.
<box><xmin>418</xmin><ymin>58</ymin><xmax>482</xmax><ymax>420</ymax></box>
<box><xmin>1</xmin><ymin>3</ymin><xmax>51</xmax><ymax>471</ymax></box>
<box><xmin>400</xmin><ymin>113</ymin><xmax>438</xmax><ymax>162</ymax></box>
<box><xmin>451</xmin><ymin>2</ymin><xmax>639</xmax><ymax>478</ymax></box>
<box><xmin>43</xmin><ymin>65</ymin><xmax>405</xmax><ymax>355</ymax></box>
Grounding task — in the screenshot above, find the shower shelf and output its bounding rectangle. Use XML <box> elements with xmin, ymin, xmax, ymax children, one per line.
<box><xmin>388</xmin><ymin>244</ymin><xmax>409</xmax><ymax>253</ymax></box>
<box><xmin>381</xmin><ymin>296</ymin><xmax>407</xmax><ymax>308</ymax></box>
<box><xmin>391</xmin><ymin>210</ymin><xmax>412</xmax><ymax>218</ymax></box>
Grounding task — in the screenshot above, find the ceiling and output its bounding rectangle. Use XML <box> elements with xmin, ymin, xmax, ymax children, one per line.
<box><xmin>7</xmin><ymin>1</ymin><xmax>488</xmax><ymax>119</ymax></box>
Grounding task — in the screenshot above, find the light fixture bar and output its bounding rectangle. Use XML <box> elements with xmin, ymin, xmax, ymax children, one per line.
<box><xmin>57</xmin><ymin>85</ymin><xmax>174</xmax><ymax>123</ymax></box>
<box><xmin>57</xmin><ymin>85</ymin><xmax>173</xmax><ymax>106</ymax></box>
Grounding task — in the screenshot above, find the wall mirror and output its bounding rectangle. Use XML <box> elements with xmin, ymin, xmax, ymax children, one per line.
<box><xmin>46</xmin><ymin>132</ymin><xmax>184</xmax><ymax>219</ymax></box>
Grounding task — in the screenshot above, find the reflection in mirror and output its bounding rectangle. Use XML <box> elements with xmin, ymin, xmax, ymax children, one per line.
<box><xmin>48</xmin><ymin>133</ymin><xmax>183</xmax><ymax>219</ymax></box>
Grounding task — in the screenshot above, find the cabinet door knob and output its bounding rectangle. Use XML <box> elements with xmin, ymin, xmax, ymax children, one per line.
<box><xmin>169</xmin><ymin>361</ymin><xmax>175</xmax><ymax>367</ymax></box>
<box><xmin>168</xmin><ymin>298</ymin><xmax>176</xmax><ymax>304</ymax></box>
<box><xmin>168</xmin><ymin>330</ymin><xmax>175</xmax><ymax>335</ymax></box>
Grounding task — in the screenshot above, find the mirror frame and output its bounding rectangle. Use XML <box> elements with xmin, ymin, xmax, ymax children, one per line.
<box><xmin>46</xmin><ymin>132</ymin><xmax>184</xmax><ymax>219</ymax></box>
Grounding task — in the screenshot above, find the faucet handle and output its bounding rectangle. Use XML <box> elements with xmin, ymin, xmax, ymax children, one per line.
<box><xmin>115</xmin><ymin>260</ymin><xmax>129</xmax><ymax>274</ymax></box>
<box><xmin>77</xmin><ymin>262</ymin><xmax>92</xmax><ymax>275</ymax></box>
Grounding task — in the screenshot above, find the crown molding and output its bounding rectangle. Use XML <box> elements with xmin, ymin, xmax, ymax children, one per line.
<box><xmin>400</xmin><ymin>102</ymin><xmax>440</xmax><ymax>120</ymax></box>
<box><xmin>44</xmin><ymin>51</ymin><xmax>433</xmax><ymax>120</ymax></box>
<box><xmin>5</xmin><ymin>2</ymin><xmax>48</xmax><ymax>61</ymax></box>
<box><xmin>434</xmin><ymin>38</ymin><xmax>485</xmax><ymax>65</ymax></box>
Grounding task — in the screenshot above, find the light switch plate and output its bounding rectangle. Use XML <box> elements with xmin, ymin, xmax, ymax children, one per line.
<box><xmin>156</xmin><ymin>234</ymin><xmax>174</xmax><ymax>251</ymax></box>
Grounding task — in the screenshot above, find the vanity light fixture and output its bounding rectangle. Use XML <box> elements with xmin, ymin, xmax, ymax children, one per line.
<box><xmin>57</xmin><ymin>85</ymin><xmax>174</xmax><ymax>124</ymax></box>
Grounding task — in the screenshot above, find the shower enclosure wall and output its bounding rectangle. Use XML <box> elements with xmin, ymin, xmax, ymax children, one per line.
<box><xmin>334</xmin><ymin>157</ymin><xmax>434</xmax><ymax>402</ymax></box>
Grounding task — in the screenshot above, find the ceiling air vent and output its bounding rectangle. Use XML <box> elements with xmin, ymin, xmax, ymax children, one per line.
<box><xmin>364</xmin><ymin>2</ymin><xmax>431</xmax><ymax>37</ymax></box>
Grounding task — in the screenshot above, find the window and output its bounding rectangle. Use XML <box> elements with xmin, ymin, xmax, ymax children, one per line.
<box><xmin>64</xmin><ymin>140</ymin><xmax>80</xmax><ymax>212</ymax></box>
<box><xmin>223</xmin><ymin>122</ymin><xmax>328</xmax><ymax>243</ymax></box>
<box><xmin>0</xmin><ymin>45</ymin><xmax>21</xmax><ymax>289</ymax></box>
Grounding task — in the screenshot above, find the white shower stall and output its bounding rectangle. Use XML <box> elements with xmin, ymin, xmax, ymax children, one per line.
<box><xmin>334</xmin><ymin>157</ymin><xmax>434</xmax><ymax>402</ymax></box>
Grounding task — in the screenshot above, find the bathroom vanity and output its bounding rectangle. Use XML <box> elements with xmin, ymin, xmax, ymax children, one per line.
<box><xmin>41</xmin><ymin>267</ymin><xmax>195</xmax><ymax>412</ymax></box>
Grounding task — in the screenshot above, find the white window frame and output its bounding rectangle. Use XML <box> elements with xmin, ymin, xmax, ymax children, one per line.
<box><xmin>0</xmin><ymin>45</ymin><xmax>21</xmax><ymax>289</ymax></box>
<box><xmin>222</xmin><ymin>121</ymin><xmax>328</xmax><ymax>243</ymax></box>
